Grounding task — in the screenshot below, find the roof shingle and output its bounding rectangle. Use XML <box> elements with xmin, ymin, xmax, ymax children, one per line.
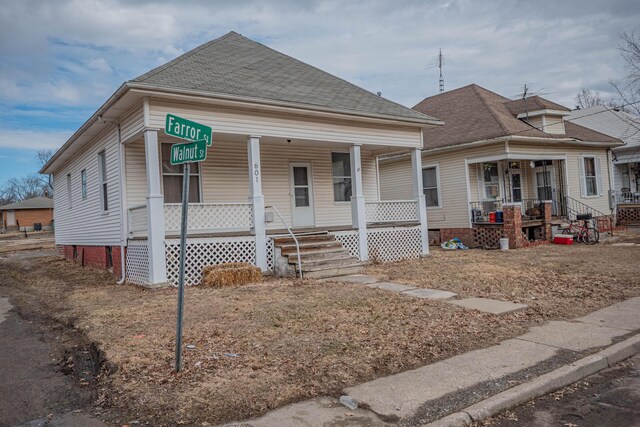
<box><xmin>413</xmin><ymin>84</ymin><xmax>621</xmax><ymax>150</ymax></box>
<box><xmin>0</xmin><ymin>197</ymin><xmax>53</xmax><ymax>211</ymax></box>
<box><xmin>132</xmin><ymin>31</ymin><xmax>435</xmax><ymax>123</ymax></box>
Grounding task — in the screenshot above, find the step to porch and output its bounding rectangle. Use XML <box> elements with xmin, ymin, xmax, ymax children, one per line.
<box><xmin>272</xmin><ymin>232</ymin><xmax>365</xmax><ymax>279</ymax></box>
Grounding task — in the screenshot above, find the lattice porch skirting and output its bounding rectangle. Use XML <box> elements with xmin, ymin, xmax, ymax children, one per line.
<box><xmin>126</xmin><ymin>240</ymin><xmax>150</xmax><ymax>285</ymax></box>
<box><xmin>164</xmin><ymin>236</ymin><xmax>274</xmax><ymax>286</ymax></box>
<box><xmin>336</xmin><ymin>226</ymin><xmax>422</xmax><ymax>262</ymax></box>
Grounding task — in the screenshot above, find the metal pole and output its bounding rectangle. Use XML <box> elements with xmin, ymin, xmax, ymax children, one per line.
<box><xmin>175</xmin><ymin>161</ymin><xmax>190</xmax><ymax>372</ymax></box>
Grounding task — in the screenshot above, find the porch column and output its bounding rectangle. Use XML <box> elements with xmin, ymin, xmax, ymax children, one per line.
<box><xmin>248</xmin><ymin>135</ymin><xmax>268</xmax><ymax>271</ymax></box>
<box><xmin>350</xmin><ymin>144</ymin><xmax>368</xmax><ymax>261</ymax></box>
<box><xmin>411</xmin><ymin>148</ymin><xmax>430</xmax><ymax>255</ymax></box>
<box><xmin>144</xmin><ymin>129</ymin><xmax>168</xmax><ymax>285</ymax></box>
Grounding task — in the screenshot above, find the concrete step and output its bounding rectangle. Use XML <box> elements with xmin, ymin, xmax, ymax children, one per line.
<box><xmin>280</xmin><ymin>240</ymin><xmax>344</xmax><ymax>254</ymax></box>
<box><xmin>289</xmin><ymin>250</ymin><xmax>355</xmax><ymax>264</ymax></box>
<box><xmin>302</xmin><ymin>263</ymin><xmax>364</xmax><ymax>279</ymax></box>
<box><xmin>272</xmin><ymin>233</ymin><xmax>334</xmax><ymax>246</ymax></box>
<box><xmin>299</xmin><ymin>255</ymin><xmax>360</xmax><ymax>268</ymax></box>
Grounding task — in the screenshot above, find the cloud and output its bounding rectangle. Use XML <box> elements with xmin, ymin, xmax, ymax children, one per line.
<box><xmin>86</xmin><ymin>58</ymin><xmax>113</xmax><ymax>74</ymax></box>
<box><xmin>0</xmin><ymin>129</ymin><xmax>72</xmax><ymax>150</ymax></box>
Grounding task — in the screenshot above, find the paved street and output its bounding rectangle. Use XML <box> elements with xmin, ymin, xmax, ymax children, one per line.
<box><xmin>487</xmin><ymin>353</ymin><xmax>640</xmax><ymax>427</ymax></box>
<box><xmin>0</xmin><ymin>294</ymin><xmax>107</xmax><ymax>427</ymax></box>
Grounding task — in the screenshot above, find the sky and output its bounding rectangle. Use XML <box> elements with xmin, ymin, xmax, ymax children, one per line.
<box><xmin>1</xmin><ymin>0</ymin><xmax>639</xmax><ymax>186</ymax></box>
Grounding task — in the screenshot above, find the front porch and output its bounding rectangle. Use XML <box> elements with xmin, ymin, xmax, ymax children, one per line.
<box><xmin>124</xmin><ymin>130</ymin><xmax>430</xmax><ymax>286</ymax></box>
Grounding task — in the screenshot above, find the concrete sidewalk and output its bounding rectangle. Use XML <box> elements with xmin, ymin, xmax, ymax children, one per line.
<box><xmin>222</xmin><ymin>297</ymin><xmax>640</xmax><ymax>427</ymax></box>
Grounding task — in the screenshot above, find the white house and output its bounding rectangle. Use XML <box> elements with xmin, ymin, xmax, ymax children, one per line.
<box><xmin>41</xmin><ymin>32</ymin><xmax>441</xmax><ymax>287</ymax></box>
<box><xmin>378</xmin><ymin>85</ymin><xmax>622</xmax><ymax>249</ymax></box>
<box><xmin>567</xmin><ymin>106</ymin><xmax>640</xmax><ymax>225</ymax></box>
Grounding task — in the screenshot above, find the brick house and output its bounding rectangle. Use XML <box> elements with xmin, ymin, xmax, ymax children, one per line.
<box><xmin>0</xmin><ymin>196</ymin><xmax>54</xmax><ymax>232</ymax></box>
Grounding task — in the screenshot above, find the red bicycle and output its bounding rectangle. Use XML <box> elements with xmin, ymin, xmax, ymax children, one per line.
<box><xmin>557</xmin><ymin>214</ymin><xmax>600</xmax><ymax>245</ymax></box>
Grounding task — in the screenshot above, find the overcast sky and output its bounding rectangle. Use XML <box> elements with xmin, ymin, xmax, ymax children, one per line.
<box><xmin>1</xmin><ymin>0</ymin><xmax>639</xmax><ymax>185</ymax></box>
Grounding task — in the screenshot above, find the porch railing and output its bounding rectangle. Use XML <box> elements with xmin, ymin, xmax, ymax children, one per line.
<box><xmin>365</xmin><ymin>200</ymin><xmax>419</xmax><ymax>224</ymax></box>
<box><xmin>164</xmin><ymin>202</ymin><xmax>253</xmax><ymax>234</ymax></box>
<box><xmin>614</xmin><ymin>190</ymin><xmax>640</xmax><ymax>205</ymax></box>
<box><xmin>128</xmin><ymin>205</ymin><xmax>148</xmax><ymax>235</ymax></box>
<box><xmin>470</xmin><ymin>199</ymin><xmax>546</xmax><ymax>223</ymax></box>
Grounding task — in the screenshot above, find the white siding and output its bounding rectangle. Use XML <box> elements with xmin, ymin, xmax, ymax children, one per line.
<box><xmin>119</xmin><ymin>102</ymin><xmax>145</xmax><ymax>143</ymax></box>
<box><xmin>524</xmin><ymin>116</ymin><xmax>543</xmax><ymax>130</ymax></box>
<box><xmin>543</xmin><ymin>115</ymin><xmax>565</xmax><ymax>134</ymax></box>
<box><xmin>125</xmin><ymin>138</ymin><xmax>379</xmax><ymax>229</ymax></box>
<box><xmin>53</xmin><ymin>128</ymin><xmax>122</xmax><ymax>246</ymax></box>
<box><xmin>148</xmin><ymin>99</ymin><xmax>422</xmax><ymax>149</ymax></box>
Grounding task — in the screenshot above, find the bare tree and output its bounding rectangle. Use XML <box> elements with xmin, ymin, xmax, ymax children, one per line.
<box><xmin>35</xmin><ymin>149</ymin><xmax>55</xmax><ymax>193</ymax></box>
<box><xmin>611</xmin><ymin>31</ymin><xmax>640</xmax><ymax>115</ymax></box>
<box><xmin>575</xmin><ymin>88</ymin><xmax>605</xmax><ymax>109</ymax></box>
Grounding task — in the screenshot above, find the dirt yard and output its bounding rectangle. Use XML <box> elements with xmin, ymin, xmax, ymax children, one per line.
<box><xmin>0</xmin><ymin>230</ymin><xmax>639</xmax><ymax>426</ymax></box>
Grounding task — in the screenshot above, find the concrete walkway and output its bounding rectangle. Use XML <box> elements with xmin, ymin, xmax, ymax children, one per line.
<box><xmin>222</xmin><ymin>296</ymin><xmax>640</xmax><ymax>427</ymax></box>
<box><xmin>325</xmin><ymin>274</ymin><xmax>527</xmax><ymax>315</ymax></box>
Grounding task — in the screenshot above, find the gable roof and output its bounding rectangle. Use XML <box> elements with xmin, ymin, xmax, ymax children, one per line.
<box><xmin>567</xmin><ymin>106</ymin><xmax>640</xmax><ymax>152</ymax></box>
<box><xmin>412</xmin><ymin>84</ymin><xmax>621</xmax><ymax>151</ymax></box>
<box><xmin>0</xmin><ymin>197</ymin><xmax>53</xmax><ymax>211</ymax></box>
<box><xmin>503</xmin><ymin>95</ymin><xmax>570</xmax><ymax>116</ymax></box>
<box><xmin>131</xmin><ymin>31</ymin><xmax>436</xmax><ymax>123</ymax></box>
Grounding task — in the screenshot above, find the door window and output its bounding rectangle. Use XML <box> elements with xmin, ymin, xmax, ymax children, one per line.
<box><xmin>293</xmin><ymin>167</ymin><xmax>310</xmax><ymax>207</ymax></box>
<box><xmin>482</xmin><ymin>163</ymin><xmax>500</xmax><ymax>200</ymax></box>
<box><xmin>511</xmin><ymin>172</ymin><xmax>522</xmax><ymax>202</ymax></box>
<box><xmin>536</xmin><ymin>171</ymin><xmax>553</xmax><ymax>200</ymax></box>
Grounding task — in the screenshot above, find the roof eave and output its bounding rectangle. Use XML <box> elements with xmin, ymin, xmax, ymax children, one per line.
<box><xmin>127</xmin><ymin>82</ymin><xmax>444</xmax><ymax>127</ymax></box>
<box><xmin>40</xmin><ymin>82</ymin><xmax>132</xmax><ymax>175</ymax></box>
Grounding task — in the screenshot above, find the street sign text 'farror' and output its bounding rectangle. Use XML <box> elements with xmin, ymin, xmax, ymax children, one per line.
<box><xmin>165</xmin><ymin>113</ymin><xmax>212</xmax><ymax>146</ymax></box>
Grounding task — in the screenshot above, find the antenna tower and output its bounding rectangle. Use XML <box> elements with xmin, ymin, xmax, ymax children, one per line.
<box><xmin>438</xmin><ymin>49</ymin><xmax>444</xmax><ymax>94</ymax></box>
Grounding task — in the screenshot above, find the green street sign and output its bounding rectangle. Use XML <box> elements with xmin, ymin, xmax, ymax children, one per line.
<box><xmin>170</xmin><ymin>139</ymin><xmax>207</xmax><ymax>165</ymax></box>
<box><xmin>166</xmin><ymin>113</ymin><xmax>212</xmax><ymax>146</ymax></box>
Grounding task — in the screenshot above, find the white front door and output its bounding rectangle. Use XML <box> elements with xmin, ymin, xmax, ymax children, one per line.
<box><xmin>289</xmin><ymin>162</ymin><xmax>315</xmax><ymax>227</ymax></box>
<box><xmin>533</xmin><ymin>168</ymin><xmax>556</xmax><ymax>201</ymax></box>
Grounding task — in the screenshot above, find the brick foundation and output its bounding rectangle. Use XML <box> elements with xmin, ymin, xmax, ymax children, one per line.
<box><xmin>439</xmin><ymin>227</ymin><xmax>476</xmax><ymax>247</ymax></box>
<box><xmin>58</xmin><ymin>244</ymin><xmax>125</xmax><ymax>278</ymax></box>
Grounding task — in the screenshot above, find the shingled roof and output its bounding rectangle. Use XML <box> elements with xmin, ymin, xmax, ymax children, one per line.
<box><xmin>0</xmin><ymin>197</ymin><xmax>53</xmax><ymax>211</ymax></box>
<box><xmin>413</xmin><ymin>84</ymin><xmax>621</xmax><ymax>150</ymax></box>
<box><xmin>131</xmin><ymin>31</ymin><xmax>436</xmax><ymax>123</ymax></box>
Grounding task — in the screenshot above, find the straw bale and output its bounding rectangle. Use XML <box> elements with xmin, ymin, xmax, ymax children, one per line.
<box><xmin>201</xmin><ymin>262</ymin><xmax>262</xmax><ymax>287</ymax></box>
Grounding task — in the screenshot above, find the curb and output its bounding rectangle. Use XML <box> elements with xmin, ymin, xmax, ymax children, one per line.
<box><xmin>423</xmin><ymin>333</ymin><xmax>640</xmax><ymax>427</ymax></box>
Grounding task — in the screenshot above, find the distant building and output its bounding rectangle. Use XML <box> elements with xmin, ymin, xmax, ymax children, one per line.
<box><xmin>0</xmin><ymin>196</ymin><xmax>54</xmax><ymax>231</ymax></box>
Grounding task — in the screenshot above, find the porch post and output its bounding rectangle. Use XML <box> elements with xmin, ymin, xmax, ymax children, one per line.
<box><xmin>412</xmin><ymin>148</ymin><xmax>430</xmax><ymax>255</ymax></box>
<box><xmin>350</xmin><ymin>144</ymin><xmax>368</xmax><ymax>261</ymax></box>
<box><xmin>248</xmin><ymin>135</ymin><xmax>268</xmax><ymax>271</ymax></box>
<box><xmin>144</xmin><ymin>129</ymin><xmax>168</xmax><ymax>285</ymax></box>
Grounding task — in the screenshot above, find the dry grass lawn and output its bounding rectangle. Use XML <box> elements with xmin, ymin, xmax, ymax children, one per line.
<box><xmin>1</xmin><ymin>229</ymin><xmax>639</xmax><ymax>425</ymax></box>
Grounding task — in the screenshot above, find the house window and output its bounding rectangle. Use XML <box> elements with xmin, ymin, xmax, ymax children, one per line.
<box><xmin>331</xmin><ymin>152</ymin><xmax>352</xmax><ymax>202</ymax></box>
<box><xmin>583</xmin><ymin>156</ymin><xmax>598</xmax><ymax>196</ymax></box>
<box><xmin>422</xmin><ymin>166</ymin><xmax>440</xmax><ymax>207</ymax></box>
<box><xmin>66</xmin><ymin>173</ymin><xmax>72</xmax><ymax>209</ymax></box>
<box><xmin>161</xmin><ymin>144</ymin><xmax>201</xmax><ymax>203</ymax></box>
<box><xmin>482</xmin><ymin>162</ymin><xmax>500</xmax><ymax>200</ymax></box>
<box><xmin>81</xmin><ymin>169</ymin><xmax>87</xmax><ymax>200</ymax></box>
<box><xmin>98</xmin><ymin>151</ymin><xmax>109</xmax><ymax>212</ymax></box>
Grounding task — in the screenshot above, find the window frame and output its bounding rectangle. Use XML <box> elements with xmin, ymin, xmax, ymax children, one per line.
<box><xmin>81</xmin><ymin>169</ymin><xmax>87</xmax><ymax>200</ymax></box>
<box><xmin>422</xmin><ymin>163</ymin><xmax>442</xmax><ymax>208</ymax></box>
<box><xmin>66</xmin><ymin>173</ymin><xmax>72</xmax><ymax>209</ymax></box>
<box><xmin>481</xmin><ymin>162</ymin><xmax>501</xmax><ymax>201</ymax></box>
<box><xmin>160</xmin><ymin>143</ymin><xmax>203</xmax><ymax>203</ymax></box>
<box><xmin>331</xmin><ymin>151</ymin><xmax>352</xmax><ymax>203</ymax></box>
<box><xmin>98</xmin><ymin>150</ymin><xmax>109</xmax><ymax>213</ymax></box>
<box><xmin>581</xmin><ymin>155</ymin><xmax>599</xmax><ymax>198</ymax></box>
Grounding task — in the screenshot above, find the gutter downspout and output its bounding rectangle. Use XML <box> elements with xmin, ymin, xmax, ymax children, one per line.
<box><xmin>116</xmin><ymin>125</ymin><xmax>127</xmax><ymax>284</ymax></box>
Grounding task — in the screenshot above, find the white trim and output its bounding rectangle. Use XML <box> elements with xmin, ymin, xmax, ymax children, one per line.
<box><xmin>541</xmin><ymin>115</ymin><xmax>547</xmax><ymax>132</ymax></box>
<box><xmin>516</xmin><ymin>109</ymin><xmax>571</xmax><ymax>118</ymax></box>
<box><xmin>464</xmin><ymin>159</ymin><xmax>472</xmax><ymax>227</ymax></box>
<box><xmin>143</xmin><ymin>97</ymin><xmax>150</xmax><ymax>128</ymax></box>
<box><xmin>422</xmin><ymin>162</ymin><xmax>442</xmax><ymax>209</ymax></box>
<box><xmin>97</xmin><ymin>150</ymin><xmax>109</xmax><ymax>214</ymax></box>
<box><xmin>580</xmin><ymin>153</ymin><xmax>600</xmax><ymax>197</ymax></box>
<box><xmin>66</xmin><ymin>173</ymin><xmax>72</xmax><ymax>209</ymax></box>
<box><xmin>466</xmin><ymin>153</ymin><xmax>567</xmax><ymax>164</ymax></box>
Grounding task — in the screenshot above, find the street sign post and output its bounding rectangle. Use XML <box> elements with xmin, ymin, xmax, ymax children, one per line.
<box><xmin>165</xmin><ymin>113</ymin><xmax>212</xmax><ymax>146</ymax></box>
<box><xmin>166</xmin><ymin>114</ymin><xmax>212</xmax><ymax>373</ymax></box>
<box><xmin>169</xmin><ymin>139</ymin><xmax>207</xmax><ymax>165</ymax></box>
